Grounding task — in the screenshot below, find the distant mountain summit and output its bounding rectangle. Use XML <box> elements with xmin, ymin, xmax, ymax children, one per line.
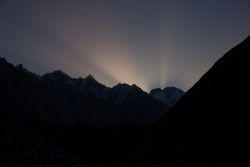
<box><xmin>86</xmin><ymin>74</ymin><xmax>96</xmax><ymax>81</ymax></box>
<box><xmin>41</xmin><ymin>70</ymin><xmax>73</xmax><ymax>88</ymax></box>
<box><xmin>150</xmin><ymin>87</ymin><xmax>185</xmax><ymax>107</ymax></box>
<box><xmin>74</xmin><ymin>74</ymin><xmax>107</xmax><ymax>97</ymax></box>
<box><xmin>105</xmin><ymin>83</ymin><xmax>141</xmax><ymax>104</ymax></box>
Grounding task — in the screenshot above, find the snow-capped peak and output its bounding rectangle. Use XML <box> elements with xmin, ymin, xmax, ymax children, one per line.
<box><xmin>150</xmin><ymin>87</ymin><xmax>185</xmax><ymax>107</ymax></box>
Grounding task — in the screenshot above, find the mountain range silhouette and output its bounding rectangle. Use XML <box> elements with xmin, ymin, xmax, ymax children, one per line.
<box><xmin>0</xmin><ymin>57</ymin><xmax>185</xmax><ymax>126</ymax></box>
<box><xmin>0</xmin><ymin>35</ymin><xmax>249</xmax><ymax>167</ymax></box>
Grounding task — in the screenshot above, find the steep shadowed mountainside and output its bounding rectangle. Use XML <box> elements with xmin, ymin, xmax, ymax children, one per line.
<box><xmin>156</xmin><ymin>36</ymin><xmax>250</xmax><ymax>166</ymax></box>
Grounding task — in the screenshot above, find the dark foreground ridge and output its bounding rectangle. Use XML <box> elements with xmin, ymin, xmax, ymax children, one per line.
<box><xmin>0</xmin><ymin>35</ymin><xmax>250</xmax><ymax>166</ymax></box>
<box><xmin>157</xmin><ymin>35</ymin><xmax>250</xmax><ymax>166</ymax></box>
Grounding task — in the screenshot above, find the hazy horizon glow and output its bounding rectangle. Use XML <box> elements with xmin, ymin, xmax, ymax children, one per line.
<box><xmin>0</xmin><ymin>0</ymin><xmax>250</xmax><ymax>92</ymax></box>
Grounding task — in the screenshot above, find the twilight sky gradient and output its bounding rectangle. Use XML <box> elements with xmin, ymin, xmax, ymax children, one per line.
<box><xmin>0</xmin><ymin>0</ymin><xmax>250</xmax><ymax>92</ymax></box>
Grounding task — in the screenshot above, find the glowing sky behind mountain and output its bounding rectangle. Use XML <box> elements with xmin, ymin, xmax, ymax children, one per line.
<box><xmin>0</xmin><ymin>0</ymin><xmax>250</xmax><ymax>92</ymax></box>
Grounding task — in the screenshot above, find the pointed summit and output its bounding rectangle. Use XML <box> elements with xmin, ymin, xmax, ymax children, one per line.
<box><xmin>42</xmin><ymin>70</ymin><xmax>71</xmax><ymax>80</ymax></box>
<box><xmin>51</xmin><ymin>70</ymin><xmax>69</xmax><ymax>77</ymax></box>
<box><xmin>41</xmin><ymin>70</ymin><xmax>73</xmax><ymax>88</ymax></box>
<box><xmin>0</xmin><ymin>57</ymin><xmax>7</xmax><ymax>64</ymax></box>
<box><xmin>73</xmin><ymin>74</ymin><xmax>106</xmax><ymax>96</ymax></box>
<box><xmin>86</xmin><ymin>74</ymin><xmax>96</xmax><ymax>82</ymax></box>
<box><xmin>0</xmin><ymin>58</ymin><xmax>8</xmax><ymax>69</ymax></box>
<box><xmin>0</xmin><ymin>57</ymin><xmax>16</xmax><ymax>75</ymax></box>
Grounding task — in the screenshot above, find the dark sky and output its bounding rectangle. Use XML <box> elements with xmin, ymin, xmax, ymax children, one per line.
<box><xmin>0</xmin><ymin>0</ymin><xmax>250</xmax><ymax>92</ymax></box>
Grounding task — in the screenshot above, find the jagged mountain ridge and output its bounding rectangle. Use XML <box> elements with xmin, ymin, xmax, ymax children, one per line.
<box><xmin>41</xmin><ymin>70</ymin><xmax>148</xmax><ymax>104</ymax></box>
<box><xmin>0</xmin><ymin>58</ymin><xmax>112</xmax><ymax>125</ymax></box>
<box><xmin>41</xmin><ymin>70</ymin><xmax>184</xmax><ymax>107</ymax></box>
<box><xmin>41</xmin><ymin>71</ymin><xmax>107</xmax><ymax>99</ymax></box>
<box><xmin>0</xmin><ymin>58</ymin><xmax>169</xmax><ymax>126</ymax></box>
